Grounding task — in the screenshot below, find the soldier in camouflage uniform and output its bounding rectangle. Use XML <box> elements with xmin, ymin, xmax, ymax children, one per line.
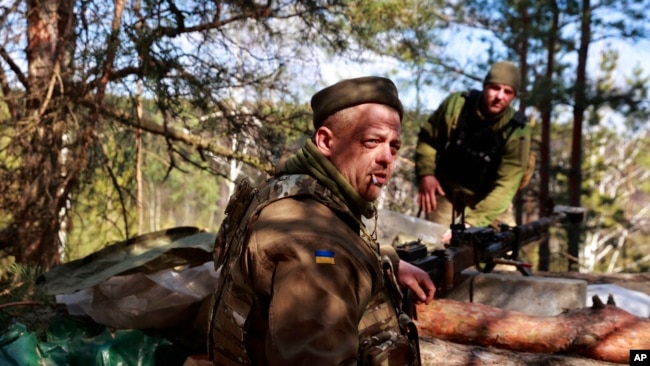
<box><xmin>415</xmin><ymin>61</ymin><xmax>531</xmax><ymax>243</ymax></box>
<box><xmin>209</xmin><ymin>76</ymin><xmax>436</xmax><ymax>365</ymax></box>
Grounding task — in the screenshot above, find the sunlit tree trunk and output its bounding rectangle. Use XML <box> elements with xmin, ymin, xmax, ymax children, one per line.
<box><xmin>134</xmin><ymin>0</ymin><xmax>144</xmax><ymax>235</ymax></box>
<box><xmin>136</xmin><ymin>92</ymin><xmax>144</xmax><ymax>234</ymax></box>
<box><xmin>227</xmin><ymin>138</ymin><xmax>245</xmax><ymax>196</ymax></box>
<box><xmin>12</xmin><ymin>0</ymin><xmax>76</xmax><ymax>269</ymax></box>
<box><xmin>148</xmin><ymin>181</ymin><xmax>157</xmax><ymax>231</ymax></box>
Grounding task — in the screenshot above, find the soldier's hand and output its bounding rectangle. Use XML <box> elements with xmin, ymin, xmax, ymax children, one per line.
<box><xmin>417</xmin><ymin>175</ymin><xmax>445</xmax><ymax>213</ymax></box>
<box><xmin>397</xmin><ymin>260</ymin><xmax>435</xmax><ymax>305</ymax></box>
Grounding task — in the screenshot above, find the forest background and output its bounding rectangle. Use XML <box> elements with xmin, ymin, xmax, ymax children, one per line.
<box><xmin>0</xmin><ymin>0</ymin><xmax>649</xmax><ymax>286</ymax></box>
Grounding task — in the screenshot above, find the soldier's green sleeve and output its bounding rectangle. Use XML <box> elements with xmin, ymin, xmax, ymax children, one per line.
<box><xmin>414</xmin><ymin>93</ymin><xmax>465</xmax><ymax>178</ymax></box>
<box><xmin>464</xmin><ymin>124</ymin><xmax>531</xmax><ymax>227</ymax></box>
<box><xmin>414</xmin><ymin>119</ymin><xmax>439</xmax><ymax>178</ymax></box>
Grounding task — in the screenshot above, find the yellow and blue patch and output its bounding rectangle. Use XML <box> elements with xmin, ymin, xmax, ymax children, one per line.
<box><xmin>314</xmin><ymin>250</ymin><xmax>335</xmax><ymax>264</ymax></box>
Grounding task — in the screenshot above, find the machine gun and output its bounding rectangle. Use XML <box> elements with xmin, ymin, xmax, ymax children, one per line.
<box><xmin>396</xmin><ymin>200</ymin><xmax>585</xmax><ymax>306</ymax></box>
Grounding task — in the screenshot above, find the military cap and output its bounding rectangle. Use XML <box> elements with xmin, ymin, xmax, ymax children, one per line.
<box><xmin>310</xmin><ymin>76</ymin><xmax>404</xmax><ymax>129</ymax></box>
<box><xmin>483</xmin><ymin>61</ymin><xmax>521</xmax><ymax>93</ymax></box>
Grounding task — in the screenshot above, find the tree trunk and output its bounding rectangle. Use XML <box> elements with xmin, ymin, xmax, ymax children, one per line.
<box><xmin>419</xmin><ymin>337</ymin><xmax>621</xmax><ymax>366</ymax></box>
<box><xmin>512</xmin><ymin>0</ymin><xmax>530</xmax><ymax>227</ymax></box>
<box><xmin>415</xmin><ymin>298</ymin><xmax>649</xmax><ymax>364</ymax></box>
<box><xmin>6</xmin><ymin>0</ymin><xmax>77</xmax><ymax>270</ymax></box>
<box><xmin>537</xmin><ymin>0</ymin><xmax>560</xmax><ymax>272</ymax></box>
<box><xmin>567</xmin><ymin>0</ymin><xmax>592</xmax><ymax>272</ymax></box>
<box><xmin>1</xmin><ymin>0</ymin><xmax>128</xmax><ymax>270</ymax></box>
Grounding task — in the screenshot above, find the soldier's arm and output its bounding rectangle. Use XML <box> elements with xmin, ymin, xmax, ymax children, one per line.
<box><xmin>260</xmin><ymin>236</ymin><xmax>373</xmax><ymax>365</ymax></box>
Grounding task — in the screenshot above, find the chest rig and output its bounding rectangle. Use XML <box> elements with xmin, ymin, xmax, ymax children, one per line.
<box><xmin>436</xmin><ymin>90</ymin><xmax>526</xmax><ymax>196</ymax></box>
<box><xmin>208</xmin><ymin>174</ymin><xmax>419</xmax><ymax>365</ymax></box>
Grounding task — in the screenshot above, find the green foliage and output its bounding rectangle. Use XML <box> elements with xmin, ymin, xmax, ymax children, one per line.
<box><xmin>0</xmin><ymin>263</ymin><xmax>58</xmax><ymax>331</ymax></box>
<box><xmin>547</xmin><ymin>113</ymin><xmax>650</xmax><ymax>273</ymax></box>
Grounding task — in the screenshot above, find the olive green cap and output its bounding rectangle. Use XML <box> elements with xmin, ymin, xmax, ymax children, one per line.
<box><xmin>311</xmin><ymin>76</ymin><xmax>404</xmax><ymax>129</ymax></box>
<box><xmin>483</xmin><ymin>61</ymin><xmax>521</xmax><ymax>93</ymax></box>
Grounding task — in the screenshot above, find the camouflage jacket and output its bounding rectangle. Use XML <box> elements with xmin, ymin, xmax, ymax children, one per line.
<box><xmin>415</xmin><ymin>90</ymin><xmax>531</xmax><ymax>227</ymax></box>
<box><xmin>209</xmin><ymin>174</ymin><xmax>417</xmax><ymax>365</ymax></box>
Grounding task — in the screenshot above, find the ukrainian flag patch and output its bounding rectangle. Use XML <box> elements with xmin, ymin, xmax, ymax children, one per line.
<box><xmin>314</xmin><ymin>250</ymin><xmax>335</xmax><ymax>264</ymax></box>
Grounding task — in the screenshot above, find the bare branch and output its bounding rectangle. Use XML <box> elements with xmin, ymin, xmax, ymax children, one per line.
<box><xmin>80</xmin><ymin>98</ymin><xmax>274</xmax><ymax>174</ymax></box>
<box><xmin>0</xmin><ymin>46</ymin><xmax>28</xmax><ymax>88</ymax></box>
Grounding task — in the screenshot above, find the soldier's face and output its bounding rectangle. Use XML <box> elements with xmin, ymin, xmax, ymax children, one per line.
<box><xmin>316</xmin><ymin>103</ymin><xmax>401</xmax><ymax>202</ymax></box>
<box><xmin>482</xmin><ymin>83</ymin><xmax>516</xmax><ymax>115</ymax></box>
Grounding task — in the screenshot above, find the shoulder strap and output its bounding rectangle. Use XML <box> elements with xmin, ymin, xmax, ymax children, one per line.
<box><xmin>213</xmin><ymin>177</ymin><xmax>259</xmax><ymax>267</ymax></box>
<box><xmin>501</xmin><ymin>110</ymin><xmax>527</xmax><ymax>143</ymax></box>
<box><xmin>214</xmin><ymin>174</ymin><xmax>340</xmax><ymax>268</ymax></box>
<box><xmin>263</xmin><ymin>174</ymin><xmax>334</xmax><ymax>204</ymax></box>
<box><xmin>209</xmin><ymin>177</ymin><xmax>260</xmax><ymax>364</ymax></box>
<box><xmin>455</xmin><ymin>89</ymin><xmax>481</xmax><ymax>130</ymax></box>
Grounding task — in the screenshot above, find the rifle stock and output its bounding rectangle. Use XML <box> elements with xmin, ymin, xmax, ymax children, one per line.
<box><xmin>396</xmin><ymin>205</ymin><xmax>584</xmax><ymax>314</ymax></box>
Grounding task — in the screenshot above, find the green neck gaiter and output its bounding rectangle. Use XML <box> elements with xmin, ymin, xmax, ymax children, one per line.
<box><xmin>282</xmin><ymin>140</ymin><xmax>376</xmax><ymax>219</ymax></box>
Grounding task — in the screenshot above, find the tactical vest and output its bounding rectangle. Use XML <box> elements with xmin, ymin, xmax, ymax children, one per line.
<box><xmin>436</xmin><ymin>90</ymin><xmax>526</xmax><ymax>196</ymax></box>
<box><xmin>208</xmin><ymin>174</ymin><xmax>420</xmax><ymax>365</ymax></box>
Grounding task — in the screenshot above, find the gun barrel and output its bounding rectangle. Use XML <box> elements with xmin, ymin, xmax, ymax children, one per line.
<box><xmin>479</xmin><ymin>206</ymin><xmax>585</xmax><ymax>262</ymax></box>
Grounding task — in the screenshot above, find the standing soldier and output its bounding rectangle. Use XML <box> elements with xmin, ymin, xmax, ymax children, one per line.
<box><xmin>209</xmin><ymin>76</ymin><xmax>435</xmax><ymax>365</ymax></box>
